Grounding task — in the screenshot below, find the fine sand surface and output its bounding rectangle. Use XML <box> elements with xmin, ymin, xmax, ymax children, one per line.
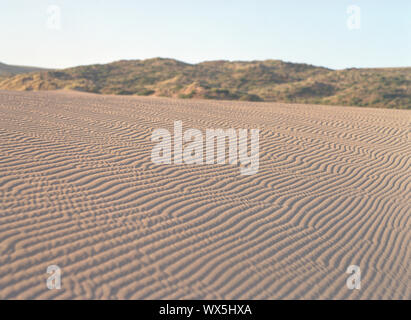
<box><xmin>0</xmin><ymin>90</ymin><xmax>409</xmax><ymax>299</ymax></box>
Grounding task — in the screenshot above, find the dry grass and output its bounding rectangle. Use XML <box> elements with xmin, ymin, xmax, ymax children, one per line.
<box><xmin>0</xmin><ymin>59</ymin><xmax>409</xmax><ymax>109</ymax></box>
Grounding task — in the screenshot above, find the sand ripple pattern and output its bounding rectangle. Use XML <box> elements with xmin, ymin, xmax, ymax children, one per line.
<box><xmin>0</xmin><ymin>90</ymin><xmax>409</xmax><ymax>299</ymax></box>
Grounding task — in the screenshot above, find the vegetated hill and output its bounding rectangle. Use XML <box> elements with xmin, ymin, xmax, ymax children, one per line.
<box><xmin>0</xmin><ymin>62</ymin><xmax>48</xmax><ymax>77</ymax></box>
<box><xmin>0</xmin><ymin>58</ymin><xmax>409</xmax><ymax>109</ymax></box>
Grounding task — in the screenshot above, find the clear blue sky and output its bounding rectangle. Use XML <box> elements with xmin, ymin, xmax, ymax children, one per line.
<box><xmin>1</xmin><ymin>0</ymin><xmax>410</xmax><ymax>69</ymax></box>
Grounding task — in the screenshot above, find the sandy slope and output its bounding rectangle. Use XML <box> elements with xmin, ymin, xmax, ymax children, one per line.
<box><xmin>0</xmin><ymin>90</ymin><xmax>409</xmax><ymax>299</ymax></box>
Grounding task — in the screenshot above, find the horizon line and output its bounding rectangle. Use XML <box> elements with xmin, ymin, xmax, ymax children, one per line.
<box><xmin>1</xmin><ymin>57</ymin><xmax>410</xmax><ymax>71</ymax></box>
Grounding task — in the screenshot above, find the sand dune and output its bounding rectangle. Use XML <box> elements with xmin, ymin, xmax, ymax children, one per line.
<box><xmin>0</xmin><ymin>90</ymin><xmax>409</xmax><ymax>299</ymax></box>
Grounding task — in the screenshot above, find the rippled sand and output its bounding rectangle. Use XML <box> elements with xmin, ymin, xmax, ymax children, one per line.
<box><xmin>0</xmin><ymin>90</ymin><xmax>409</xmax><ymax>299</ymax></box>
